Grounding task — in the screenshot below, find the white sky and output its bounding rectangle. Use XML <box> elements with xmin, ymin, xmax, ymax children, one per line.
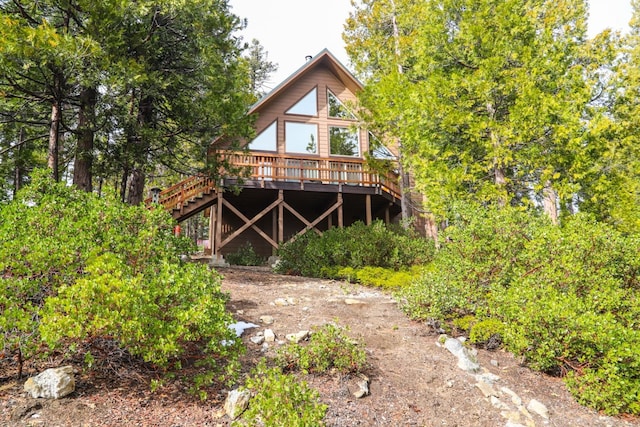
<box><xmin>229</xmin><ymin>0</ymin><xmax>634</xmax><ymax>87</ymax></box>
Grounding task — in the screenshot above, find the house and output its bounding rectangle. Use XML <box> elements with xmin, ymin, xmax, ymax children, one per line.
<box><xmin>151</xmin><ymin>49</ymin><xmax>403</xmax><ymax>262</ymax></box>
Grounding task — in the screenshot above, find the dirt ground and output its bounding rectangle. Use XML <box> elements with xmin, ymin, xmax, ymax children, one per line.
<box><xmin>1</xmin><ymin>266</ymin><xmax>638</xmax><ymax>426</ymax></box>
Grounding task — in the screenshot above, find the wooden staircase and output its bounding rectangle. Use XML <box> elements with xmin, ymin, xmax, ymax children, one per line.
<box><xmin>145</xmin><ymin>175</ymin><xmax>217</xmax><ymax>222</ymax></box>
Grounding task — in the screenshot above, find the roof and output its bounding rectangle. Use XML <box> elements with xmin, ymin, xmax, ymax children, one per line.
<box><xmin>248</xmin><ymin>48</ymin><xmax>363</xmax><ymax>114</ymax></box>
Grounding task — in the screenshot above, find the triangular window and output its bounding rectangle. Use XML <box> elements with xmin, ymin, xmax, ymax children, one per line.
<box><xmin>328</xmin><ymin>90</ymin><xmax>356</xmax><ymax>119</ymax></box>
<box><xmin>369</xmin><ymin>132</ymin><xmax>396</xmax><ymax>160</ymax></box>
<box><xmin>286</xmin><ymin>88</ymin><xmax>317</xmax><ymax>116</ymax></box>
<box><xmin>248</xmin><ymin>121</ymin><xmax>277</xmax><ymax>151</ymax></box>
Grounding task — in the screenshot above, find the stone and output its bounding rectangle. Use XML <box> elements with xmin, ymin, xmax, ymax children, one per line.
<box><xmin>274</xmin><ymin>298</ymin><xmax>289</xmax><ymax>306</ymax></box>
<box><xmin>344</xmin><ymin>298</ymin><xmax>366</xmax><ymax>305</ymax></box>
<box><xmin>490</xmin><ymin>396</ymin><xmax>510</xmax><ymax>410</ymax></box>
<box><xmin>228</xmin><ymin>321</ymin><xmax>258</xmax><ymax>337</ymax></box>
<box><xmin>475</xmin><ymin>381</ymin><xmax>497</xmax><ymax>398</ymax></box>
<box><xmin>24</xmin><ymin>366</ymin><xmax>75</xmax><ymax>399</ymax></box>
<box><xmin>264</xmin><ymin>329</ymin><xmax>276</xmax><ymax>342</ymax></box>
<box><xmin>224</xmin><ymin>389</ymin><xmax>251</xmax><ymax>420</ymax></box>
<box><xmin>443</xmin><ymin>337</ymin><xmax>481</xmax><ymax>373</ymax></box>
<box><xmin>353</xmin><ymin>375</ymin><xmax>370</xmax><ymax>398</ymax></box>
<box><xmin>490</xmin><ymin>359</ymin><xmax>499</xmax><ymax>367</ymax></box>
<box><xmin>527</xmin><ymin>399</ymin><xmax>549</xmax><ymax>419</ymax></box>
<box><xmin>501</xmin><ymin>387</ymin><xmax>522</xmax><ymax>406</ymax></box>
<box><xmin>250</xmin><ymin>334</ymin><xmax>265</xmax><ymax>345</ymax></box>
<box><xmin>259</xmin><ymin>315</ymin><xmax>274</xmax><ymax>325</ymax></box>
<box><xmin>286</xmin><ymin>330</ymin><xmax>309</xmax><ymax>343</ymax></box>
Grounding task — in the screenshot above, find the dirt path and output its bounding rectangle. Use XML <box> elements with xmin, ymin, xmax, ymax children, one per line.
<box><xmin>221</xmin><ymin>267</ymin><xmax>639</xmax><ymax>427</ymax></box>
<box><xmin>1</xmin><ymin>267</ymin><xmax>637</xmax><ymax>426</ymax></box>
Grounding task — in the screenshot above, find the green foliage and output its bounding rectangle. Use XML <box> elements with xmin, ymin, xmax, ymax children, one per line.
<box><xmin>276</xmin><ymin>324</ymin><xmax>367</xmax><ymax>375</ymax></box>
<box><xmin>234</xmin><ymin>359</ymin><xmax>327</xmax><ymax>427</ymax></box>
<box><xmin>399</xmin><ymin>202</ymin><xmax>640</xmax><ymax>415</ymax></box>
<box><xmin>0</xmin><ymin>172</ymin><xmax>241</xmax><ymax>390</ymax></box>
<box><xmin>321</xmin><ymin>265</ymin><xmax>422</xmax><ymax>290</ymax></box>
<box><xmin>275</xmin><ymin>220</ymin><xmax>433</xmax><ymax>277</ymax></box>
<box><xmin>225</xmin><ymin>242</ymin><xmax>265</xmax><ymax>266</ymax></box>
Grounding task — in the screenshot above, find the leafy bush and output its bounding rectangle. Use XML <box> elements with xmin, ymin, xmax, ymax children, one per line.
<box><xmin>226</xmin><ymin>242</ymin><xmax>265</xmax><ymax>266</ymax></box>
<box><xmin>0</xmin><ymin>171</ymin><xmax>242</xmax><ymax>391</ymax></box>
<box><xmin>398</xmin><ymin>202</ymin><xmax>640</xmax><ymax>415</ymax></box>
<box><xmin>275</xmin><ymin>220</ymin><xmax>433</xmax><ymax>276</ymax></box>
<box><xmin>321</xmin><ymin>265</ymin><xmax>422</xmax><ymax>290</ymax></box>
<box><xmin>234</xmin><ymin>359</ymin><xmax>327</xmax><ymax>426</ymax></box>
<box><xmin>275</xmin><ymin>324</ymin><xmax>367</xmax><ymax>375</ymax></box>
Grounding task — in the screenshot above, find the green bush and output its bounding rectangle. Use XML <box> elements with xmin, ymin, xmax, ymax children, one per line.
<box><xmin>275</xmin><ymin>220</ymin><xmax>433</xmax><ymax>277</ymax></box>
<box><xmin>234</xmin><ymin>359</ymin><xmax>327</xmax><ymax>426</ymax></box>
<box><xmin>226</xmin><ymin>242</ymin><xmax>265</xmax><ymax>266</ymax></box>
<box><xmin>398</xmin><ymin>202</ymin><xmax>640</xmax><ymax>415</ymax></box>
<box><xmin>275</xmin><ymin>324</ymin><xmax>367</xmax><ymax>375</ymax></box>
<box><xmin>0</xmin><ymin>171</ymin><xmax>242</xmax><ymax>391</ymax></box>
<box><xmin>321</xmin><ymin>265</ymin><xmax>422</xmax><ymax>290</ymax></box>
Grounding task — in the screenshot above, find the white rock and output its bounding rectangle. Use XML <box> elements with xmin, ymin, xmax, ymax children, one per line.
<box><xmin>259</xmin><ymin>315</ymin><xmax>274</xmax><ymax>325</ymax></box>
<box><xmin>228</xmin><ymin>321</ymin><xmax>258</xmax><ymax>337</ymax></box>
<box><xmin>24</xmin><ymin>366</ymin><xmax>75</xmax><ymax>399</ymax></box>
<box><xmin>250</xmin><ymin>335</ymin><xmax>265</xmax><ymax>345</ymax></box>
<box><xmin>274</xmin><ymin>298</ymin><xmax>289</xmax><ymax>306</ymax></box>
<box><xmin>527</xmin><ymin>399</ymin><xmax>549</xmax><ymax>419</ymax></box>
<box><xmin>224</xmin><ymin>389</ymin><xmax>251</xmax><ymax>420</ymax></box>
<box><xmin>264</xmin><ymin>329</ymin><xmax>276</xmax><ymax>342</ymax></box>
<box><xmin>443</xmin><ymin>337</ymin><xmax>481</xmax><ymax>373</ymax></box>
<box><xmin>286</xmin><ymin>330</ymin><xmax>309</xmax><ymax>343</ymax></box>
<box><xmin>500</xmin><ymin>387</ymin><xmax>522</xmax><ymax>406</ymax></box>
<box><xmin>475</xmin><ymin>381</ymin><xmax>497</xmax><ymax>398</ymax></box>
<box><xmin>345</xmin><ymin>298</ymin><xmax>366</xmax><ymax>305</ymax></box>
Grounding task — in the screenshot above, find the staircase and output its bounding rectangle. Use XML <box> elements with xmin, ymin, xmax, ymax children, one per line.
<box><xmin>146</xmin><ymin>175</ymin><xmax>217</xmax><ymax>222</ymax></box>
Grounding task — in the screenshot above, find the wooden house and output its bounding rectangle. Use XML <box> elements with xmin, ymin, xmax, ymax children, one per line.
<box><xmin>151</xmin><ymin>49</ymin><xmax>402</xmax><ymax>263</ymax></box>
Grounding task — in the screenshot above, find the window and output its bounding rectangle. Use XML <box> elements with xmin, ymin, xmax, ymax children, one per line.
<box><xmin>286</xmin><ymin>88</ymin><xmax>317</xmax><ymax>116</ymax></box>
<box><xmin>330</xmin><ymin>126</ymin><xmax>360</xmax><ymax>157</ymax></box>
<box><xmin>369</xmin><ymin>132</ymin><xmax>397</xmax><ymax>160</ymax></box>
<box><xmin>285</xmin><ymin>122</ymin><xmax>318</xmax><ymax>154</ymax></box>
<box><xmin>248</xmin><ymin>121</ymin><xmax>277</xmax><ymax>151</ymax></box>
<box><xmin>328</xmin><ymin>90</ymin><xmax>355</xmax><ymax>119</ymax></box>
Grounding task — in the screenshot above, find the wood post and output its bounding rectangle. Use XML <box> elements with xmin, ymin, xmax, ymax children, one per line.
<box><xmin>338</xmin><ymin>193</ymin><xmax>343</xmax><ymax>228</ymax></box>
<box><xmin>365</xmin><ymin>194</ymin><xmax>372</xmax><ymax>225</ymax></box>
<box><xmin>215</xmin><ymin>192</ymin><xmax>223</xmax><ymax>259</ymax></box>
<box><xmin>278</xmin><ymin>190</ymin><xmax>284</xmax><ymax>244</ymax></box>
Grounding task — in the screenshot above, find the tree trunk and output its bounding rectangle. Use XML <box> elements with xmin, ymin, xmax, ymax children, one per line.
<box><xmin>126</xmin><ymin>167</ymin><xmax>145</xmax><ymax>205</ymax></box>
<box><xmin>543</xmin><ymin>181</ymin><xmax>559</xmax><ymax>225</ymax></box>
<box><xmin>48</xmin><ymin>100</ymin><xmax>61</xmax><ymax>182</ymax></box>
<box><xmin>73</xmin><ymin>86</ymin><xmax>97</xmax><ymax>192</ymax></box>
<box><xmin>13</xmin><ymin>128</ymin><xmax>24</xmax><ymax>197</ymax></box>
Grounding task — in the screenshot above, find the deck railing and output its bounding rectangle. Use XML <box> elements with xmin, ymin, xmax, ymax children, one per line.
<box><xmin>147</xmin><ymin>152</ymin><xmax>401</xmax><ymax>212</ymax></box>
<box><xmin>219</xmin><ymin>152</ymin><xmax>401</xmax><ymax>200</ymax></box>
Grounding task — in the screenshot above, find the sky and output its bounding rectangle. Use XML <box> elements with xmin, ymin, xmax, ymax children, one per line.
<box><xmin>229</xmin><ymin>0</ymin><xmax>635</xmax><ymax>87</ymax></box>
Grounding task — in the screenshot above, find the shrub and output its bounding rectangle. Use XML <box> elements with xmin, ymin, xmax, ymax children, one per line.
<box><xmin>275</xmin><ymin>220</ymin><xmax>433</xmax><ymax>276</ymax></box>
<box><xmin>234</xmin><ymin>359</ymin><xmax>327</xmax><ymax>426</ymax></box>
<box><xmin>321</xmin><ymin>265</ymin><xmax>422</xmax><ymax>290</ymax></box>
<box><xmin>226</xmin><ymin>242</ymin><xmax>265</xmax><ymax>266</ymax></box>
<box><xmin>0</xmin><ymin>171</ymin><xmax>242</xmax><ymax>391</ymax></box>
<box><xmin>398</xmin><ymin>202</ymin><xmax>640</xmax><ymax>415</ymax></box>
<box><xmin>275</xmin><ymin>324</ymin><xmax>367</xmax><ymax>375</ymax></box>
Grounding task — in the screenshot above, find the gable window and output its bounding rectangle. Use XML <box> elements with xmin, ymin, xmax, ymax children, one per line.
<box><xmin>248</xmin><ymin>121</ymin><xmax>277</xmax><ymax>151</ymax></box>
<box><xmin>369</xmin><ymin>132</ymin><xmax>396</xmax><ymax>160</ymax></box>
<box><xmin>328</xmin><ymin>89</ymin><xmax>355</xmax><ymax>119</ymax></box>
<box><xmin>286</xmin><ymin>88</ymin><xmax>317</xmax><ymax>116</ymax></box>
<box><xmin>330</xmin><ymin>126</ymin><xmax>360</xmax><ymax>157</ymax></box>
<box><xmin>285</xmin><ymin>122</ymin><xmax>318</xmax><ymax>154</ymax></box>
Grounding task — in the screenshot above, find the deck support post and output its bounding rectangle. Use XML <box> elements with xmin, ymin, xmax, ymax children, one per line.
<box><xmin>278</xmin><ymin>190</ymin><xmax>284</xmax><ymax>244</ymax></box>
<box><xmin>215</xmin><ymin>192</ymin><xmax>223</xmax><ymax>260</ymax></box>
<box><xmin>338</xmin><ymin>193</ymin><xmax>343</xmax><ymax>228</ymax></box>
<box><xmin>366</xmin><ymin>194</ymin><xmax>372</xmax><ymax>225</ymax></box>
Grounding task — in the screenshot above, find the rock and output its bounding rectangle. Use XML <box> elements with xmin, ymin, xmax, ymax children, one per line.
<box><xmin>274</xmin><ymin>298</ymin><xmax>289</xmax><ymax>306</ymax></box>
<box><xmin>443</xmin><ymin>337</ymin><xmax>481</xmax><ymax>373</ymax></box>
<box><xmin>264</xmin><ymin>329</ymin><xmax>276</xmax><ymax>342</ymax></box>
<box><xmin>527</xmin><ymin>399</ymin><xmax>549</xmax><ymax>419</ymax></box>
<box><xmin>224</xmin><ymin>389</ymin><xmax>251</xmax><ymax>420</ymax></box>
<box><xmin>24</xmin><ymin>366</ymin><xmax>75</xmax><ymax>399</ymax></box>
<box><xmin>250</xmin><ymin>334</ymin><xmax>265</xmax><ymax>345</ymax></box>
<box><xmin>501</xmin><ymin>387</ymin><xmax>522</xmax><ymax>406</ymax></box>
<box><xmin>353</xmin><ymin>375</ymin><xmax>370</xmax><ymax>398</ymax></box>
<box><xmin>475</xmin><ymin>380</ymin><xmax>497</xmax><ymax>398</ymax></box>
<box><xmin>490</xmin><ymin>359</ymin><xmax>499</xmax><ymax>367</ymax></box>
<box><xmin>259</xmin><ymin>315</ymin><xmax>274</xmax><ymax>325</ymax></box>
<box><xmin>490</xmin><ymin>396</ymin><xmax>510</xmax><ymax>410</ymax></box>
<box><xmin>228</xmin><ymin>321</ymin><xmax>258</xmax><ymax>337</ymax></box>
<box><xmin>286</xmin><ymin>330</ymin><xmax>309</xmax><ymax>343</ymax></box>
<box><xmin>344</xmin><ymin>298</ymin><xmax>366</xmax><ymax>305</ymax></box>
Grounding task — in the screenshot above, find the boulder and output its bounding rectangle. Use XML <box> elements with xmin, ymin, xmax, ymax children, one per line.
<box><xmin>224</xmin><ymin>389</ymin><xmax>251</xmax><ymax>420</ymax></box>
<box><xmin>24</xmin><ymin>366</ymin><xmax>75</xmax><ymax>399</ymax></box>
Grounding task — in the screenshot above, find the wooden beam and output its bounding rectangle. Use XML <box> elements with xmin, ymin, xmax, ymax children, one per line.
<box><xmin>366</xmin><ymin>194</ymin><xmax>372</xmax><ymax>225</ymax></box>
<box><xmin>338</xmin><ymin>193</ymin><xmax>343</xmax><ymax>228</ymax></box>
<box><xmin>282</xmin><ymin>201</ymin><xmax>322</xmax><ymax>236</ymax></box>
<box><xmin>215</xmin><ymin>193</ymin><xmax>223</xmax><ymax>259</ymax></box>
<box><xmin>291</xmin><ymin>197</ymin><xmax>343</xmax><ymax>240</ymax></box>
<box><xmin>220</xmin><ymin>197</ymin><xmax>280</xmax><ymax>249</ymax></box>
<box><xmin>278</xmin><ymin>190</ymin><xmax>284</xmax><ymax>243</ymax></box>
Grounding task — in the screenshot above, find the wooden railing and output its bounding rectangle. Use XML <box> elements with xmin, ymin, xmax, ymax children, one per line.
<box><xmin>145</xmin><ymin>174</ymin><xmax>216</xmax><ymax>210</ymax></box>
<box><xmin>219</xmin><ymin>152</ymin><xmax>401</xmax><ymax>200</ymax></box>
<box><xmin>148</xmin><ymin>152</ymin><xmax>401</xmax><ymax>212</ymax></box>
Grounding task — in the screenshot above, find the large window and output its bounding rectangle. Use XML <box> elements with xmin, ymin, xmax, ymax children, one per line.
<box><xmin>286</xmin><ymin>88</ymin><xmax>317</xmax><ymax>116</ymax></box>
<box><xmin>285</xmin><ymin>122</ymin><xmax>318</xmax><ymax>154</ymax></box>
<box><xmin>248</xmin><ymin>121</ymin><xmax>277</xmax><ymax>151</ymax></box>
<box><xmin>328</xmin><ymin>89</ymin><xmax>355</xmax><ymax>119</ymax></box>
<box><xmin>330</xmin><ymin>126</ymin><xmax>360</xmax><ymax>157</ymax></box>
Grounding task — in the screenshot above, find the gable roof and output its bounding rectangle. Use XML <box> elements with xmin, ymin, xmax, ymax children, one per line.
<box><xmin>249</xmin><ymin>48</ymin><xmax>362</xmax><ymax>115</ymax></box>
